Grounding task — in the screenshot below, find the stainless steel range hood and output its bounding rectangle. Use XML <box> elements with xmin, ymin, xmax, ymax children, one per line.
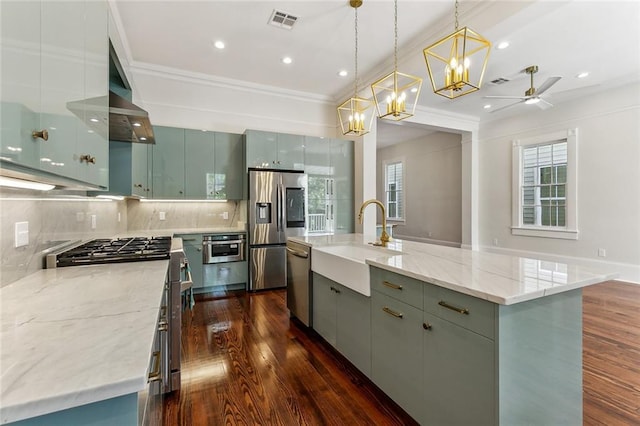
<box><xmin>108</xmin><ymin>91</ymin><xmax>155</xmax><ymax>144</ymax></box>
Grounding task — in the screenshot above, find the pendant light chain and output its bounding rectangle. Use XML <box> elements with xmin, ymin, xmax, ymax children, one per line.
<box><xmin>393</xmin><ymin>0</ymin><xmax>398</xmax><ymax>72</ymax></box>
<box><xmin>354</xmin><ymin>6</ymin><xmax>359</xmax><ymax>97</ymax></box>
<box><xmin>454</xmin><ymin>0</ymin><xmax>459</xmax><ymax>31</ymax></box>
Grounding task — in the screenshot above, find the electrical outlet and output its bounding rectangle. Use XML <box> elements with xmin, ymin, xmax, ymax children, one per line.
<box><xmin>117</xmin><ymin>212</ymin><xmax>121</xmax><ymax>223</ymax></box>
<box><xmin>14</xmin><ymin>221</ymin><xmax>29</xmax><ymax>247</ymax></box>
<box><xmin>598</xmin><ymin>248</ymin><xmax>606</xmax><ymax>258</ymax></box>
<box><xmin>222</xmin><ymin>211</ymin><xmax>229</xmax><ymax>220</ymax></box>
<box><xmin>91</xmin><ymin>215</ymin><xmax>97</xmax><ymax>229</ymax></box>
<box><xmin>427</xmin><ymin>231</ymin><xmax>433</xmax><ymax>238</ymax></box>
<box><xmin>493</xmin><ymin>238</ymin><xmax>499</xmax><ymax>246</ymax></box>
<box><xmin>159</xmin><ymin>211</ymin><xmax>166</xmax><ymax>221</ymax></box>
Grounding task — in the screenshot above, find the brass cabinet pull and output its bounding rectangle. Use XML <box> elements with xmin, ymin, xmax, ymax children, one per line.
<box><xmin>79</xmin><ymin>154</ymin><xmax>96</xmax><ymax>164</ymax></box>
<box><xmin>157</xmin><ymin>320</ymin><xmax>168</xmax><ymax>332</ymax></box>
<box><xmin>438</xmin><ymin>300</ymin><xmax>469</xmax><ymax>315</ymax></box>
<box><xmin>32</xmin><ymin>129</ymin><xmax>49</xmax><ymax>141</ymax></box>
<box><xmin>423</xmin><ymin>322</ymin><xmax>432</xmax><ymax>330</ymax></box>
<box><xmin>148</xmin><ymin>351</ymin><xmax>162</xmax><ymax>382</ymax></box>
<box><xmin>382</xmin><ymin>306</ymin><xmax>403</xmax><ymax>318</ymax></box>
<box><xmin>133</xmin><ymin>183</ymin><xmax>143</xmax><ymax>188</ymax></box>
<box><xmin>383</xmin><ymin>280</ymin><xmax>403</xmax><ymax>290</ymax></box>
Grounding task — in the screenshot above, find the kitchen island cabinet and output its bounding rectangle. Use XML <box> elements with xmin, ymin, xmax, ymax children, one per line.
<box><xmin>291</xmin><ymin>233</ymin><xmax>617</xmax><ymax>426</ymax></box>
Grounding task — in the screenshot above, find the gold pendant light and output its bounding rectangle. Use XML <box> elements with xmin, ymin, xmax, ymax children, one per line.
<box><xmin>337</xmin><ymin>0</ymin><xmax>373</xmax><ymax>136</ymax></box>
<box><xmin>371</xmin><ymin>0</ymin><xmax>422</xmax><ymax>122</ymax></box>
<box><xmin>423</xmin><ymin>0</ymin><xmax>491</xmax><ymax>99</ymax></box>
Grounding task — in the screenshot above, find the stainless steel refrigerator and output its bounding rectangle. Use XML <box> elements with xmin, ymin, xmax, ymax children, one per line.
<box><xmin>248</xmin><ymin>169</ymin><xmax>307</xmax><ymax>290</ymax></box>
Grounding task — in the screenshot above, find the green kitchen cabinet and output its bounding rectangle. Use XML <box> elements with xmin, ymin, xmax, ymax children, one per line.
<box><xmin>422</xmin><ymin>311</ymin><xmax>495</xmax><ymax>426</ymax></box>
<box><xmin>245</xmin><ymin>129</ymin><xmax>304</xmax><ymax>170</ymax></box>
<box><xmin>0</xmin><ymin>0</ymin><xmax>108</xmax><ymax>188</ymax></box>
<box><xmin>312</xmin><ymin>273</ymin><xmax>371</xmax><ymax>376</ymax></box>
<box><xmin>152</xmin><ymin>126</ymin><xmax>185</xmax><ymax>199</ymax></box>
<box><xmin>184</xmin><ymin>130</ymin><xmax>215</xmax><ymax>199</ymax></box>
<box><xmin>176</xmin><ymin>234</ymin><xmax>204</xmax><ymax>289</ymax></box>
<box><xmin>202</xmin><ymin>261</ymin><xmax>247</xmax><ymax>290</ymax></box>
<box><xmin>131</xmin><ymin>143</ymin><xmax>152</xmax><ymax>196</ymax></box>
<box><xmin>213</xmin><ymin>132</ymin><xmax>244</xmax><ymax>200</ymax></box>
<box><xmin>371</xmin><ymin>290</ymin><xmax>424</xmax><ymax>422</ymax></box>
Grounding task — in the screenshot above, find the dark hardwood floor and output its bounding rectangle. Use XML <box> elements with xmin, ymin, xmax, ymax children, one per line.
<box><xmin>164</xmin><ymin>281</ymin><xmax>640</xmax><ymax>425</ymax></box>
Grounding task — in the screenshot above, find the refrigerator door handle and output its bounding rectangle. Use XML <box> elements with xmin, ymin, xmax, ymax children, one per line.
<box><xmin>276</xmin><ymin>184</ymin><xmax>282</xmax><ymax>232</ymax></box>
<box><xmin>280</xmin><ymin>183</ymin><xmax>287</xmax><ymax>230</ymax></box>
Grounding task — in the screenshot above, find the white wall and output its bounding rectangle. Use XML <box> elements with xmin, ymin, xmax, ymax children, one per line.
<box><xmin>478</xmin><ymin>83</ymin><xmax>640</xmax><ymax>281</ymax></box>
<box><xmin>377</xmin><ymin>132</ymin><xmax>462</xmax><ymax>245</ymax></box>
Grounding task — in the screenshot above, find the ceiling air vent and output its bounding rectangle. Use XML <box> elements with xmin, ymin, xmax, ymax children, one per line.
<box><xmin>268</xmin><ymin>10</ymin><xmax>298</xmax><ymax>30</ymax></box>
<box><xmin>490</xmin><ymin>77</ymin><xmax>511</xmax><ymax>85</ymax></box>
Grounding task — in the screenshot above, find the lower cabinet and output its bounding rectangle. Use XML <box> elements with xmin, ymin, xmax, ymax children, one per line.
<box><xmin>312</xmin><ymin>273</ymin><xmax>371</xmax><ymax>376</ymax></box>
<box><xmin>203</xmin><ymin>261</ymin><xmax>247</xmax><ymax>290</ymax></box>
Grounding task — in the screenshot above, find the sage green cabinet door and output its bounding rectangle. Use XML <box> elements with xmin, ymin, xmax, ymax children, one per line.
<box><xmin>371</xmin><ymin>291</ymin><xmax>423</xmax><ymax>423</ymax></box>
<box><xmin>312</xmin><ymin>273</ymin><xmax>337</xmax><ymax>346</ymax></box>
<box><xmin>335</xmin><ymin>284</ymin><xmax>371</xmax><ymax>376</ymax></box>
<box><xmin>333</xmin><ymin>197</ymin><xmax>354</xmax><ymax>234</ymax></box>
<box><xmin>245</xmin><ymin>130</ymin><xmax>277</xmax><ymax>168</ymax></box>
<box><xmin>305</xmin><ymin>136</ymin><xmax>331</xmax><ymax>234</ymax></box>
<box><xmin>40</xmin><ymin>1</ymin><xmax>85</xmax><ymax>180</ymax></box>
<box><xmin>0</xmin><ymin>1</ymin><xmax>41</xmax><ymax>169</ymax></box>
<box><xmin>177</xmin><ymin>234</ymin><xmax>204</xmax><ymax>289</ymax></box>
<box><xmin>78</xmin><ymin>0</ymin><xmax>108</xmax><ymax>187</ymax></box>
<box><xmin>330</xmin><ymin>138</ymin><xmax>354</xmax><ymax>200</ymax></box>
<box><xmin>131</xmin><ymin>143</ymin><xmax>151</xmax><ymax>196</ymax></box>
<box><xmin>422</xmin><ymin>312</ymin><xmax>495</xmax><ymax>426</ymax></box>
<box><xmin>276</xmin><ymin>133</ymin><xmax>304</xmax><ymax>170</ymax></box>
<box><xmin>184</xmin><ymin>130</ymin><xmax>215</xmax><ymax>199</ymax></box>
<box><xmin>152</xmin><ymin>126</ymin><xmax>185</xmax><ymax>199</ymax></box>
<box><xmin>214</xmin><ymin>132</ymin><xmax>244</xmax><ymax>200</ymax></box>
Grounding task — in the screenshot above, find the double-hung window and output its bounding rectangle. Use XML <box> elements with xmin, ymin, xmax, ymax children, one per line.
<box><xmin>512</xmin><ymin>129</ymin><xmax>578</xmax><ymax>239</ymax></box>
<box><xmin>384</xmin><ymin>160</ymin><xmax>404</xmax><ymax>221</ymax></box>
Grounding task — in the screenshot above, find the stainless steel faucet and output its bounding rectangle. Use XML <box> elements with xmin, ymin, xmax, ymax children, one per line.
<box><xmin>357</xmin><ymin>199</ymin><xmax>391</xmax><ymax>247</ymax></box>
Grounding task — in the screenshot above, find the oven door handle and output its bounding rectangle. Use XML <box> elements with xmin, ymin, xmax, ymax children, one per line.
<box><xmin>180</xmin><ymin>261</ymin><xmax>193</xmax><ymax>292</ymax></box>
<box><xmin>204</xmin><ymin>239</ymin><xmax>244</xmax><ymax>246</ymax></box>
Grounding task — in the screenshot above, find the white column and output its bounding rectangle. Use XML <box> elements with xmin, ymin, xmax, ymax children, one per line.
<box><xmin>354</xmin><ymin>120</ymin><xmax>377</xmax><ymax>236</ymax></box>
<box><xmin>461</xmin><ymin>132</ymin><xmax>479</xmax><ymax>250</ymax></box>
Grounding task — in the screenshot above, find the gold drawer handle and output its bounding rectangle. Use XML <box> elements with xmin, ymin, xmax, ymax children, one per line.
<box><xmin>32</xmin><ymin>129</ymin><xmax>49</xmax><ymax>141</ymax></box>
<box><xmin>148</xmin><ymin>351</ymin><xmax>162</xmax><ymax>382</ymax></box>
<box><xmin>438</xmin><ymin>300</ymin><xmax>469</xmax><ymax>315</ymax></box>
<box><xmin>423</xmin><ymin>322</ymin><xmax>432</xmax><ymax>330</ymax></box>
<box><xmin>383</xmin><ymin>280</ymin><xmax>403</xmax><ymax>290</ymax></box>
<box><xmin>79</xmin><ymin>154</ymin><xmax>96</xmax><ymax>164</ymax></box>
<box><xmin>382</xmin><ymin>306</ymin><xmax>403</xmax><ymax>318</ymax></box>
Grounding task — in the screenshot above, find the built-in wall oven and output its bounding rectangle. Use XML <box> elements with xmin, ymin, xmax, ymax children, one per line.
<box><xmin>203</xmin><ymin>233</ymin><xmax>246</xmax><ymax>264</ymax></box>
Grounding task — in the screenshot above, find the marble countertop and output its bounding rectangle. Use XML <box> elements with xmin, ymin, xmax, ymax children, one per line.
<box><xmin>0</xmin><ymin>260</ymin><xmax>169</xmax><ymax>424</ymax></box>
<box><xmin>290</xmin><ymin>234</ymin><xmax>618</xmax><ymax>305</ymax></box>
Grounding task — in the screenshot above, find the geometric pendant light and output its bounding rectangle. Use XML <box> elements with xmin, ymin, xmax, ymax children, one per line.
<box><xmin>337</xmin><ymin>0</ymin><xmax>373</xmax><ymax>136</ymax></box>
<box><xmin>371</xmin><ymin>0</ymin><xmax>422</xmax><ymax>121</ymax></box>
<box><xmin>423</xmin><ymin>0</ymin><xmax>491</xmax><ymax>99</ymax></box>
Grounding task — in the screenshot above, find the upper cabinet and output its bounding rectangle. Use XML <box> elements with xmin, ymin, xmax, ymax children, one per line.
<box><xmin>152</xmin><ymin>126</ymin><xmax>185</xmax><ymax>199</ymax></box>
<box><xmin>245</xmin><ymin>130</ymin><xmax>304</xmax><ymax>170</ymax></box>
<box><xmin>213</xmin><ymin>132</ymin><xmax>244</xmax><ymax>200</ymax></box>
<box><xmin>0</xmin><ymin>0</ymin><xmax>108</xmax><ymax>188</ymax></box>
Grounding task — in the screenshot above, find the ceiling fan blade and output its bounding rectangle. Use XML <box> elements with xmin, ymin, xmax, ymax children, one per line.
<box><xmin>483</xmin><ymin>95</ymin><xmax>528</xmax><ymax>100</ymax></box>
<box><xmin>536</xmin><ymin>76</ymin><xmax>562</xmax><ymax>95</ymax></box>
<box><xmin>490</xmin><ymin>100</ymin><xmax>525</xmax><ymax>113</ymax></box>
<box><xmin>535</xmin><ymin>98</ymin><xmax>554</xmax><ymax>110</ymax></box>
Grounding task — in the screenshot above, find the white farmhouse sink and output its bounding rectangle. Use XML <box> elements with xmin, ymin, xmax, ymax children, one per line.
<box><xmin>311</xmin><ymin>244</ymin><xmax>403</xmax><ymax>296</ymax></box>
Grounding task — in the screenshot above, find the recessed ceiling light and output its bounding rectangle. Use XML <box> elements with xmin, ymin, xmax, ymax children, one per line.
<box><xmin>338</xmin><ymin>70</ymin><xmax>348</xmax><ymax>77</ymax></box>
<box><xmin>411</xmin><ymin>87</ymin><xmax>418</xmax><ymax>93</ymax></box>
<box><xmin>214</xmin><ymin>40</ymin><xmax>225</xmax><ymax>49</ymax></box>
<box><xmin>576</xmin><ymin>72</ymin><xmax>590</xmax><ymax>79</ymax></box>
<box><xmin>497</xmin><ymin>41</ymin><xmax>510</xmax><ymax>50</ymax></box>
<box><xmin>90</xmin><ymin>118</ymin><xmax>99</xmax><ymax>123</ymax></box>
<box><xmin>282</xmin><ymin>56</ymin><xmax>293</xmax><ymax>65</ymax></box>
<box><xmin>483</xmin><ymin>104</ymin><xmax>491</xmax><ymax>109</ymax></box>
<box><xmin>133</xmin><ymin>122</ymin><xmax>141</xmax><ymax>127</ymax></box>
<box><xmin>140</xmin><ymin>137</ymin><xmax>147</xmax><ymax>141</ymax></box>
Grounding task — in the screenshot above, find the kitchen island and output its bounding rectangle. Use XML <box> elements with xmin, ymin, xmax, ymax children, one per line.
<box><xmin>289</xmin><ymin>233</ymin><xmax>618</xmax><ymax>425</ymax></box>
<box><xmin>0</xmin><ymin>260</ymin><xmax>169</xmax><ymax>425</ymax></box>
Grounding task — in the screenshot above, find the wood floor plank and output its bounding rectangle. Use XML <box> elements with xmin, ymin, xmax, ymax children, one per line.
<box><xmin>165</xmin><ymin>281</ymin><xmax>640</xmax><ymax>425</ymax></box>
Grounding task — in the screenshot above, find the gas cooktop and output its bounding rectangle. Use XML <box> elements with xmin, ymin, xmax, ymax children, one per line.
<box><xmin>47</xmin><ymin>236</ymin><xmax>172</xmax><ymax>268</ymax></box>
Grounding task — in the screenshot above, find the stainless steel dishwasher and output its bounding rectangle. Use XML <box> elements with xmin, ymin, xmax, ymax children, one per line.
<box><xmin>286</xmin><ymin>240</ymin><xmax>311</xmax><ymax>326</ymax></box>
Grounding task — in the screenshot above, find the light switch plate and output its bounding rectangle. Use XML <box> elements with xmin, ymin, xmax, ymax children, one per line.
<box><xmin>159</xmin><ymin>211</ymin><xmax>166</xmax><ymax>221</ymax></box>
<box><xmin>15</xmin><ymin>221</ymin><xmax>29</xmax><ymax>247</ymax></box>
<box><xmin>91</xmin><ymin>215</ymin><xmax>97</xmax><ymax>229</ymax></box>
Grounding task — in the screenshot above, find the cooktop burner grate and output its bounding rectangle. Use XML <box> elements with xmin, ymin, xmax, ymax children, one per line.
<box><xmin>53</xmin><ymin>236</ymin><xmax>172</xmax><ymax>267</ymax></box>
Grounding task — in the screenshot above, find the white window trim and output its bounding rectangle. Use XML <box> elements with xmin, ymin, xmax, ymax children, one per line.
<box><xmin>383</xmin><ymin>157</ymin><xmax>406</xmax><ymax>223</ymax></box>
<box><xmin>511</xmin><ymin>128</ymin><xmax>579</xmax><ymax>240</ymax></box>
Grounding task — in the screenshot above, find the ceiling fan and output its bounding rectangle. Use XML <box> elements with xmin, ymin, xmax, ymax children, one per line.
<box><xmin>484</xmin><ymin>65</ymin><xmax>562</xmax><ymax>113</ymax></box>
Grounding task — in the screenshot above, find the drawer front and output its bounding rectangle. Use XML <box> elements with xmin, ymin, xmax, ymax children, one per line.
<box><xmin>424</xmin><ymin>284</ymin><xmax>496</xmax><ymax>339</ymax></box>
<box><xmin>370</xmin><ymin>267</ymin><xmax>424</xmax><ymax>309</ymax></box>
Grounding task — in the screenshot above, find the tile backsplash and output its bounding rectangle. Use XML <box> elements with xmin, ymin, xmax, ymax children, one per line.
<box><xmin>0</xmin><ymin>188</ymin><xmax>127</xmax><ymax>287</ymax></box>
<box><xmin>126</xmin><ymin>199</ymin><xmax>246</xmax><ymax>231</ymax></box>
<box><xmin>0</xmin><ymin>188</ymin><xmax>246</xmax><ymax>287</ymax></box>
